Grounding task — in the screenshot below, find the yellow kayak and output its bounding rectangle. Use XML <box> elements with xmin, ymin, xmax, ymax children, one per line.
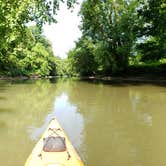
<box><xmin>25</xmin><ymin>118</ymin><xmax>84</xmax><ymax>166</ymax></box>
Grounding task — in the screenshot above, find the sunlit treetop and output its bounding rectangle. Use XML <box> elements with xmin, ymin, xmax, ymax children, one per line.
<box><xmin>0</xmin><ymin>0</ymin><xmax>78</xmax><ymax>54</ymax></box>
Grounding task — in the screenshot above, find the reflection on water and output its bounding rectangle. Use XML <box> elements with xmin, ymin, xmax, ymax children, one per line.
<box><xmin>30</xmin><ymin>92</ymin><xmax>84</xmax><ymax>150</ymax></box>
<box><xmin>0</xmin><ymin>79</ymin><xmax>166</xmax><ymax>166</ymax></box>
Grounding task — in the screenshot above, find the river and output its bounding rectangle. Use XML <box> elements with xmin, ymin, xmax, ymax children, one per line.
<box><xmin>0</xmin><ymin>78</ymin><xmax>166</xmax><ymax>166</ymax></box>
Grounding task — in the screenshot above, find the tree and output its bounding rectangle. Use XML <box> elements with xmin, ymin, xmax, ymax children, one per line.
<box><xmin>68</xmin><ymin>37</ymin><xmax>97</xmax><ymax>76</ymax></box>
<box><xmin>70</xmin><ymin>0</ymin><xmax>139</xmax><ymax>75</ymax></box>
<box><xmin>0</xmin><ymin>0</ymin><xmax>77</xmax><ymax>76</ymax></box>
<box><xmin>137</xmin><ymin>0</ymin><xmax>166</xmax><ymax>62</ymax></box>
<box><xmin>0</xmin><ymin>26</ymin><xmax>57</xmax><ymax>76</ymax></box>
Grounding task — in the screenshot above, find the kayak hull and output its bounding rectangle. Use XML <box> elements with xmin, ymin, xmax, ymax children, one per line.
<box><xmin>25</xmin><ymin>118</ymin><xmax>84</xmax><ymax>166</ymax></box>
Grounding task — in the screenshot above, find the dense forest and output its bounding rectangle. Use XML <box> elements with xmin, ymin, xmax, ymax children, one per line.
<box><xmin>0</xmin><ymin>0</ymin><xmax>166</xmax><ymax>77</ymax></box>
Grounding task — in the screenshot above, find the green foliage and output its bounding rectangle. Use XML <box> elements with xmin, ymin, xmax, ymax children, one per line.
<box><xmin>137</xmin><ymin>0</ymin><xmax>166</xmax><ymax>62</ymax></box>
<box><xmin>127</xmin><ymin>62</ymin><xmax>166</xmax><ymax>76</ymax></box>
<box><xmin>67</xmin><ymin>0</ymin><xmax>166</xmax><ymax>76</ymax></box>
<box><xmin>0</xmin><ymin>0</ymin><xmax>76</xmax><ymax>77</ymax></box>
<box><xmin>0</xmin><ymin>26</ymin><xmax>57</xmax><ymax>76</ymax></box>
<box><xmin>137</xmin><ymin>38</ymin><xmax>165</xmax><ymax>62</ymax></box>
<box><xmin>55</xmin><ymin>58</ymin><xmax>69</xmax><ymax>76</ymax></box>
<box><xmin>67</xmin><ymin>0</ymin><xmax>139</xmax><ymax>76</ymax></box>
<box><xmin>67</xmin><ymin>37</ymin><xmax>97</xmax><ymax>76</ymax></box>
<box><xmin>1</xmin><ymin>0</ymin><xmax>165</xmax><ymax>77</ymax></box>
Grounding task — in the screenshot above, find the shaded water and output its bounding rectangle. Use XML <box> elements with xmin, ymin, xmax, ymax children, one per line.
<box><xmin>0</xmin><ymin>79</ymin><xmax>166</xmax><ymax>166</ymax></box>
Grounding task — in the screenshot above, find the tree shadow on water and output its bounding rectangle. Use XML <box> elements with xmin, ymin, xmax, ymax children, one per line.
<box><xmin>80</xmin><ymin>77</ymin><xmax>166</xmax><ymax>87</ymax></box>
<box><xmin>0</xmin><ymin>108</ymin><xmax>13</xmax><ymax>113</ymax></box>
<box><xmin>0</xmin><ymin>121</ymin><xmax>7</xmax><ymax>129</ymax></box>
<box><xmin>0</xmin><ymin>96</ymin><xmax>6</xmax><ymax>100</ymax></box>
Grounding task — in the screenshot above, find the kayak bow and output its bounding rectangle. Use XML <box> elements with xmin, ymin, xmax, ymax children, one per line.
<box><xmin>25</xmin><ymin>118</ymin><xmax>84</xmax><ymax>166</ymax></box>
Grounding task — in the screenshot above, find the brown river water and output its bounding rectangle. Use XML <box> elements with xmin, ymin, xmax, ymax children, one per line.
<box><xmin>0</xmin><ymin>78</ymin><xmax>166</xmax><ymax>166</ymax></box>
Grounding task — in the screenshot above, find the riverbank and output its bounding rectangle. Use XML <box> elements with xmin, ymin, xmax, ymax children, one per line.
<box><xmin>84</xmin><ymin>76</ymin><xmax>166</xmax><ymax>84</ymax></box>
<box><xmin>0</xmin><ymin>75</ymin><xmax>58</xmax><ymax>81</ymax></box>
<box><xmin>1</xmin><ymin>62</ymin><xmax>166</xmax><ymax>82</ymax></box>
<box><xmin>1</xmin><ymin>75</ymin><xmax>166</xmax><ymax>85</ymax></box>
<box><xmin>88</xmin><ymin>63</ymin><xmax>166</xmax><ymax>84</ymax></box>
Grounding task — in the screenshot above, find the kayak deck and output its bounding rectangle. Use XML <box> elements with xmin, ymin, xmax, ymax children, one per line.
<box><xmin>25</xmin><ymin>118</ymin><xmax>84</xmax><ymax>166</ymax></box>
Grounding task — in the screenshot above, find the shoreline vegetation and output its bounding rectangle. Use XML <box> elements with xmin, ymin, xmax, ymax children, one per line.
<box><xmin>0</xmin><ymin>1</ymin><xmax>165</xmax><ymax>82</ymax></box>
<box><xmin>1</xmin><ymin>63</ymin><xmax>166</xmax><ymax>83</ymax></box>
<box><xmin>1</xmin><ymin>73</ymin><xmax>166</xmax><ymax>84</ymax></box>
